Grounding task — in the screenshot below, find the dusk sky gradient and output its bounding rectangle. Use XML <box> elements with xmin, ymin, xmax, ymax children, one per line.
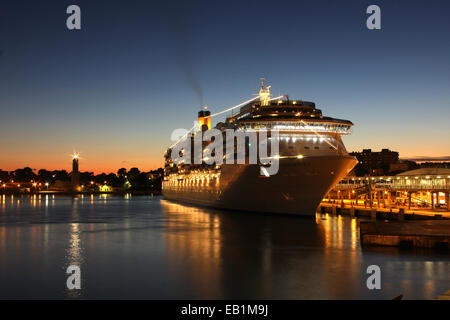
<box><xmin>1</xmin><ymin>0</ymin><xmax>449</xmax><ymax>173</ymax></box>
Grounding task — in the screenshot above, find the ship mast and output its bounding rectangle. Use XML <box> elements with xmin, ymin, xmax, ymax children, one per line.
<box><xmin>259</xmin><ymin>78</ymin><xmax>271</xmax><ymax>106</ymax></box>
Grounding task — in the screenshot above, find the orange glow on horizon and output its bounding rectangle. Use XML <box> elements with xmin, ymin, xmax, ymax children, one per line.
<box><xmin>0</xmin><ymin>135</ymin><xmax>448</xmax><ymax>175</ymax></box>
<box><xmin>0</xmin><ymin>158</ymin><xmax>164</xmax><ymax>175</ymax></box>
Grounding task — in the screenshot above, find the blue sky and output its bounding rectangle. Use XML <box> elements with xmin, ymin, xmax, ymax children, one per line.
<box><xmin>0</xmin><ymin>0</ymin><xmax>449</xmax><ymax>172</ymax></box>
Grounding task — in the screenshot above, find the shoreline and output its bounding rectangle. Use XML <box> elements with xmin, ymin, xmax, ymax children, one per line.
<box><xmin>0</xmin><ymin>190</ymin><xmax>162</xmax><ymax>196</ymax></box>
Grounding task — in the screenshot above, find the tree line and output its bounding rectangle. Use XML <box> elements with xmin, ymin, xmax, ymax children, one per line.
<box><xmin>0</xmin><ymin>167</ymin><xmax>164</xmax><ymax>191</ymax></box>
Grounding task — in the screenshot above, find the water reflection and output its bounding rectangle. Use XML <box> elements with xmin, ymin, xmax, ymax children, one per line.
<box><xmin>0</xmin><ymin>195</ymin><xmax>448</xmax><ymax>299</ymax></box>
<box><xmin>162</xmin><ymin>200</ymin><xmax>223</xmax><ymax>297</ymax></box>
<box><xmin>64</xmin><ymin>198</ymin><xmax>83</xmax><ymax>298</ymax></box>
<box><xmin>160</xmin><ymin>200</ymin><xmax>365</xmax><ymax>299</ymax></box>
<box><xmin>160</xmin><ymin>200</ymin><xmax>450</xmax><ymax>299</ymax></box>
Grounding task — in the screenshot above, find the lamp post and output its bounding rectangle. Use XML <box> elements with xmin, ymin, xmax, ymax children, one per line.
<box><xmin>45</xmin><ymin>182</ymin><xmax>49</xmax><ymax>190</ymax></box>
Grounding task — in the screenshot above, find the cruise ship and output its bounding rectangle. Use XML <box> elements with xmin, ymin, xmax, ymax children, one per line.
<box><xmin>162</xmin><ymin>80</ymin><xmax>357</xmax><ymax>216</ymax></box>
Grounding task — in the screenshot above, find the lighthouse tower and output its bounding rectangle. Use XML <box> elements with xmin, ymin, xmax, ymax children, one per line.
<box><xmin>71</xmin><ymin>154</ymin><xmax>80</xmax><ymax>191</ymax></box>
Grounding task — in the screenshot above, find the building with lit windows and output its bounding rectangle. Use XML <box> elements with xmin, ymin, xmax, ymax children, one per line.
<box><xmin>332</xmin><ymin>167</ymin><xmax>450</xmax><ymax>210</ymax></box>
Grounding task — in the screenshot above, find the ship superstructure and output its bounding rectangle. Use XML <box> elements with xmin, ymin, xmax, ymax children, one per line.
<box><xmin>163</xmin><ymin>80</ymin><xmax>357</xmax><ymax>216</ymax></box>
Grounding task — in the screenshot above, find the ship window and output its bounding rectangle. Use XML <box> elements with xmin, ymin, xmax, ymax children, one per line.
<box><xmin>314</xmin><ymin>146</ymin><xmax>319</xmax><ymax>150</ymax></box>
<box><xmin>304</xmin><ymin>146</ymin><xmax>309</xmax><ymax>149</ymax></box>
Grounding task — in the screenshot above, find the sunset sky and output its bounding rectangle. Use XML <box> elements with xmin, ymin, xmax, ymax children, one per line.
<box><xmin>1</xmin><ymin>0</ymin><xmax>449</xmax><ymax>173</ymax></box>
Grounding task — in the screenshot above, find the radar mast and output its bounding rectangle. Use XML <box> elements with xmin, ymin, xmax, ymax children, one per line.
<box><xmin>259</xmin><ymin>78</ymin><xmax>271</xmax><ymax>106</ymax></box>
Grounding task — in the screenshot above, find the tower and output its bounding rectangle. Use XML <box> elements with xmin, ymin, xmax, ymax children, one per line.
<box><xmin>71</xmin><ymin>154</ymin><xmax>80</xmax><ymax>191</ymax></box>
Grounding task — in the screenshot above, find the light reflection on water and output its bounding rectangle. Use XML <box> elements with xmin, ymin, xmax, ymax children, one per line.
<box><xmin>0</xmin><ymin>194</ymin><xmax>449</xmax><ymax>299</ymax></box>
<box><xmin>65</xmin><ymin>198</ymin><xmax>83</xmax><ymax>298</ymax></box>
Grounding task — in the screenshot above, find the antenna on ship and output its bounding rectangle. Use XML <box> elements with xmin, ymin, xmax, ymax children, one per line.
<box><xmin>259</xmin><ymin>77</ymin><xmax>271</xmax><ymax>106</ymax></box>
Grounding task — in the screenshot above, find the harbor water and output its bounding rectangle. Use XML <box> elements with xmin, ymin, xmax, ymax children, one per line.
<box><xmin>0</xmin><ymin>194</ymin><xmax>449</xmax><ymax>299</ymax></box>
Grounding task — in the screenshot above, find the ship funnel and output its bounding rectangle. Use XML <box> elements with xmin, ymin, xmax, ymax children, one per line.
<box><xmin>197</xmin><ymin>107</ymin><xmax>211</xmax><ymax>131</ymax></box>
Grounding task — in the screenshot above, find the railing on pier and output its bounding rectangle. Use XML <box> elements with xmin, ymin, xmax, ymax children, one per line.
<box><xmin>336</xmin><ymin>176</ymin><xmax>450</xmax><ymax>192</ymax></box>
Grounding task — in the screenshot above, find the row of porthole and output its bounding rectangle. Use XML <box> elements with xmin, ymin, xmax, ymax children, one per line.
<box><xmin>166</xmin><ymin>178</ymin><xmax>219</xmax><ymax>186</ymax></box>
<box><xmin>303</xmin><ymin>146</ymin><xmax>334</xmax><ymax>150</ymax></box>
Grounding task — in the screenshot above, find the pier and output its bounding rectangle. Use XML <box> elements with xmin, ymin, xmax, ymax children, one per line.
<box><xmin>321</xmin><ymin>168</ymin><xmax>450</xmax><ymax>219</ymax></box>
<box><xmin>360</xmin><ymin>220</ymin><xmax>450</xmax><ymax>250</ymax></box>
<box><xmin>318</xmin><ymin>201</ymin><xmax>450</xmax><ymax>220</ymax></box>
<box><xmin>435</xmin><ymin>290</ymin><xmax>450</xmax><ymax>300</ymax></box>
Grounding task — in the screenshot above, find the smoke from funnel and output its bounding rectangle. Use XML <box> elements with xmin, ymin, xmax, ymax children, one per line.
<box><xmin>163</xmin><ymin>2</ymin><xmax>203</xmax><ymax>106</ymax></box>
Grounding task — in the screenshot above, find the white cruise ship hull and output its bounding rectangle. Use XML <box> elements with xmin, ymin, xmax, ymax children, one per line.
<box><xmin>162</xmin><ymin>155</ymin><xmax>357</xmax><ymax>216</ymax></box>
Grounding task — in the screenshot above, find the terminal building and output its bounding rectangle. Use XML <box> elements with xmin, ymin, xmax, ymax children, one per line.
<box><xmin>330</xmin><ymin>168</ymin><xmax>450</xmax><ymax>211</ymax></box>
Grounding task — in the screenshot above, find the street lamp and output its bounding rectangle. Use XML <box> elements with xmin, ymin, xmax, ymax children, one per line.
<box><xmin>45</xmin><ymin>182</ymin><xmax>49</xmax><ymax>190</ymax></box>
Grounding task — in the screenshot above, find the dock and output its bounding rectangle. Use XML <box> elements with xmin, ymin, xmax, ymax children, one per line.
<box><xmin>318</xmin><ymin>202</ymin><xmax>450</xmax><ymax>220</ymax></box>
<box><xmin>360</xmin><ymin>220</ymin><xmax>450</xmax><ymax>249</ymax></box>
<box><xmin>435</xmin><ymin>290</ymin><xmax>450</xmax><ymax>300</ymax></box>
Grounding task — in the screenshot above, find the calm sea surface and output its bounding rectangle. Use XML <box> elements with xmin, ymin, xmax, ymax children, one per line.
<box><xmin>0</xmin><ymin>194</ymin><xmax>449</xmax><ymax>299</ymax></box>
